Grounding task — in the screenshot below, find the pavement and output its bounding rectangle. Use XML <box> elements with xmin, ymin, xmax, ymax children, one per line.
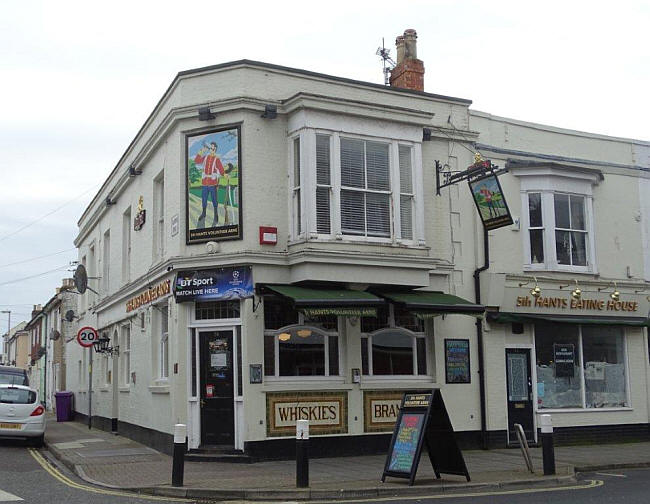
<box><xmin>41</xmin><ymin>415</ymin><xmax>650</xmax><ymax>501</ymax></box>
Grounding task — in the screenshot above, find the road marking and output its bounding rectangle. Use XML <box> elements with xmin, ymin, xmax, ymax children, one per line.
<box><xmin>0</xmin><ymin>489</ymin><xmax>23</xmax><ymax>501</ymax></box>
<box><xmin>595</xmin><ymin>472</ymin><xmax>627</xmax><ymax>478</ymax></box>
<box><xmin>28</xmin><ymin>449</ymin><xmax>193</xmax><ymax>502</ymax></box>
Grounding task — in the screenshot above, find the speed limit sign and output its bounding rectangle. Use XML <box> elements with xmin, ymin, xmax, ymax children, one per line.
<box><xmin>77</xmin><ymin>326</ymin><xmax>99</xmax><ymax>348</ymax></box>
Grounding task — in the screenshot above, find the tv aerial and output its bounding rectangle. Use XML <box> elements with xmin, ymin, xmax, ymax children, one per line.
<box><xmin>376</xmin><ymin>37</ymin><xmax>396</xmax><ymax>86</ymax></box>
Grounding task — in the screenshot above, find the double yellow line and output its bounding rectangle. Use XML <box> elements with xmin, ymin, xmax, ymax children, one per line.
<box><xmin>28</xmin><ymin>448</ymin><xmax>194</xmax><ymax>502</ymax></box>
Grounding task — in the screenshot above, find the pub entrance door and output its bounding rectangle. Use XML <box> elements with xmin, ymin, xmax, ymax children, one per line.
<box><xmin>199</xmin><ymin>329</ymin><xmax>235</xmax><ymax>446</ymax></box>
<box><xmin>505</xmin><ymin>348</ymin><xmax>535</xmax><ymax>445</ymax></box>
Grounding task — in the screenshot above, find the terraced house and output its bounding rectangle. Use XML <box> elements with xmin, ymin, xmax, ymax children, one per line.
<box><xmin>70</xmin><ymin>29</ymin><xmax>650</xmax><ymax>457</ymax></box>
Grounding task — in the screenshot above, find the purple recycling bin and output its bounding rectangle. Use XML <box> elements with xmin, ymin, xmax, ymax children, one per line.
<box><xmin>54</xmin><ymin>391</ymin><xmax>74</xmax><ymax>422</ymax></box>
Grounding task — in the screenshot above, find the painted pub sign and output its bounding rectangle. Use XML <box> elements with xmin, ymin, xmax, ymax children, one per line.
<box><xmin>186</xmin><ymin>126</ymin><xmax>241</xmax><ymax>244</ymax></box>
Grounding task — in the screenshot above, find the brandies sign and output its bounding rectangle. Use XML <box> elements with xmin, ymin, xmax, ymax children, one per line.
<box><xmin>126</xmin><ymin>280</ymin><xmax>171</xmax><ymax>312</ymax></box>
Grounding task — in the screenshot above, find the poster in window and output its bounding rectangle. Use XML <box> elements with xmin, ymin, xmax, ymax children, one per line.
<box><xmin>553</xmin><ymin>343</ymin><xmax>575</xmax><ymax>378</ymax></box>
<box><xmin>445</xmin><ymin>339</ymin><xmax>471</xmax><ymax>384</ymax></box>
<box><xmin>468</xmin><ymin>172</ymin><xmax>513</xmax><ymax>231</ymax></box>
<box><xmin>186</xmin><ymin>126</ymin><xmax>242</xmax><ymax>244</ymax></box>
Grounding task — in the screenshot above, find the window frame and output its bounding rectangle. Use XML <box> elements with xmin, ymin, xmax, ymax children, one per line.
<box><xmin>523</xmin><ymin>190</ymin><xmax>596</xmax><ymax>273</ymax></box>
<box><xmin>264</xmin><ymin>313</ymin><xmax>343</xmax><ymax>382</ymax></box>
<box><xmin>289</xmin><ymin>130</ymin><xmax>423</xmax><ymax>245</ymax></box>
<box><xmin>534</xmin><ymin>324</ymin><xmax>631</xmax><ymax>411</ymax></box>
<box><xmin>120</xmin><ymin>324</ymin><xmax>131</xmax><ymax>386</ymax></box>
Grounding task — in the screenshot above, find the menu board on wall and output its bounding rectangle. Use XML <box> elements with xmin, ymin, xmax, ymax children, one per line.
<box><xmin>381</xmin><ymin>390</ymin><xmax>470</xmax><ymax>486</ymax></box>
<box><xmin>445</xmin><ymin>339</ymin><xmax>471</xmax><ymax>384</ymax></box>
<box><xmin>553</xmin><ymin>343</ymin><xmax>575</xmax><ymax>378</ymax></box>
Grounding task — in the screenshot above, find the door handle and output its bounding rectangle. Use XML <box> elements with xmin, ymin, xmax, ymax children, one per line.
<box><xmin>200</xmin><ymin>399</ymin><xmax>205</xmax><ymax>408</ymax></box>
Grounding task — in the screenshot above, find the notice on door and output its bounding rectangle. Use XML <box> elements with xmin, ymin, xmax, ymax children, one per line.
<box><xmin>211</xmin><ymin>352</ymin><xmax>227</xmax><ymax>368</ymax></box>
<box><xmin>266</xmin><ymin>392</ymin><xmax>347</xmax><ymax>437</ymax></box>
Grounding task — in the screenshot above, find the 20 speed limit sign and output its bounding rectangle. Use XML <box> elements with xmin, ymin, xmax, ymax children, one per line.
<box><xmin>77</xmin><ymin>326</ymin><xmax>99</xmax><ymax>348</ymax></box>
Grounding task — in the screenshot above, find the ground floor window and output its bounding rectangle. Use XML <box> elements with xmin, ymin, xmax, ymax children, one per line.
<box><xmin>361</xmin><ymin>305</ymin><xmax>427</xmax><ymax>376</ymax></box>
<box><xmin>535</xmin><ymin>322</ymin><xmax>627</xmax><ymax>409</ymax></box>
<box><xmin>264</xmin><ymin>296</ymin><xmax>340</xmax><ymax>377</ymax></box>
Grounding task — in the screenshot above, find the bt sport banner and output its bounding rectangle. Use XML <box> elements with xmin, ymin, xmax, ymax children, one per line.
<box><xmin>174</xmin><ymin>266</ymin><xmax>254</xmax><ymax>303</ymax></box>
<box><xmin>185</xmin><ymin>126</ymin><xmax>242</xmax><ymax>244</ymax></box>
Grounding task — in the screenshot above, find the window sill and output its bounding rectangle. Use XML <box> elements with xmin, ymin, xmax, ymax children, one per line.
<box><xmin>119</xmin><ymin>386</ymin><xmax>130</xmax><ymax>393</ymax></box>
<box><xmin>360</xmin><ymin>377</ymin><xmax>434</xmax><ymax>389</ymax></box>
<box><xmin>289</xmin><ymin>237</ymin><xmax>428</xmax><ymax>250</ymax></box>
<box><xmin>98</xmin><ymin>386</ymin><xmax>110</xmax><ymax>392</ymax></box>
<box><xmin>523</xmin><ymin>264</ymin><xmax>593</xmax><ymax>274</ymax></box>
<box><xmin>536</xmin><ymin>407</ymin><xmax>632</xmax><ymax>413</ymax></box>
<box><xmin>148</xmin><ymin>384</ymin><xmax>170</xmax><ymax>394</ymax></box>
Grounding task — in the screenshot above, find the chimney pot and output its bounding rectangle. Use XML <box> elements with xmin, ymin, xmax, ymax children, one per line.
<box><xmin>389</xmin><ymin>29</ymin><xmax>424</xmax><ymax>92</ymax></box>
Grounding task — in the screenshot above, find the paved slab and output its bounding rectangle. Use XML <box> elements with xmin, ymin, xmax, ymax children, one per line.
<box><xmin>42</xmin><ymin>415</ymin><xmax>650</xmax><ymax>499</ymax></box>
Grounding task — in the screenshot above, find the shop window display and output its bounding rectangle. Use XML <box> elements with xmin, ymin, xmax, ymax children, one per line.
<box><xmin>535</xmin><ymin>322</ymin><xmax>627</xmax><ymax>409</ymax></box>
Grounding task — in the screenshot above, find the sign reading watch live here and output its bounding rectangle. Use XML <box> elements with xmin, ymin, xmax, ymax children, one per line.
<box><xmin>174</xmin><ymin>266</ymin><xmax>253</xmax><ymax>303</ymax></box>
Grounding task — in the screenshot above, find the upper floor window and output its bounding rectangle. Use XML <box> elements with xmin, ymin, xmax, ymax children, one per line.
<box><xmin>290</xmin><ymin>131</ymin><xmax>423</xmax><ymax>245</ymax></box>
<box><xmin>514</xmin><ymin>164</ymin><xmax>600</xmax><ymax>273</ymax></box>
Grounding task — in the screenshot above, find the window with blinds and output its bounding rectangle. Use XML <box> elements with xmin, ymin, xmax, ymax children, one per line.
<box><xmin>292</xmin><ymin>137</ymin><xmax>302</xmax><ymax>236</ymax></box>
<box><xmin>316</xmin><ymin>134</ymin><xmax>331</xmax><ymax>234</ymax></box>
<box><xmin>288</xmin><ymin>131</ymin><xmax>421</xmax><ymax>243</ymax></box>
<box><xmin>340</xmin><ymin>138</ymin><xmax>390</xmax><ymax>237</ymax></box>
<box><xmin>399</xmin><ymin>145</ymin><xmax>414</xmax><ymax>240</ymax></box>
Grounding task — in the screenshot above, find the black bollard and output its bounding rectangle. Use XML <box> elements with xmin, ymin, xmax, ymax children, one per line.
<box><xmin>172</xmin><ymin>423</ymin><xmax>186</xmax><ymax>487</ymax></box>
<box><xmin>540</xmin><ymin>414</ymin><xmax>555</xmax><ymax>475</ymax></box>
<box><xmin>296</xmin><ymin>419</ymin><xmax>309</xmax><ymax>488</ymax></box>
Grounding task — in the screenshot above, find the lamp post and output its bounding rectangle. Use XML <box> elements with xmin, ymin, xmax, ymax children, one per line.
<box><xmin>0</xmin><ymin>310</ymin><xmax>10</xmax><ymax>364</ymax></box>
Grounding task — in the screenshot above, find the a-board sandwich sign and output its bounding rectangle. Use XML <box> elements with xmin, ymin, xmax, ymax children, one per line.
<box><xmin>381</xmin><ymin>390</ymin><xmax>470</xmax><ymax>486</ymax></box>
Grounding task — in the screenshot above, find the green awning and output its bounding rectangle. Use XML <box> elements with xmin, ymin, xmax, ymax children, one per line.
<box><xmin>379</xmin><ymin>291</ymin><xmax>485</xmax><ymax>318</ymax></box>
<box><xmin>263</xmin><ymin>285</ymin><xmax>384</xmax><ymax>317</ymax></box>
<box><xmin>487</xmin><ymin>312</ymin><xmax>650</xmax><ymax>327</ymax></box>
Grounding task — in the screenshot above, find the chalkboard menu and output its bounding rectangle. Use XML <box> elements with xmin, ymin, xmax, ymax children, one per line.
<box><xmin>387</xmin><ymin>412</ymin><xmax>426</xmax><ymax>473</ymax></box>
<box><xmin>445</xmin><ymin>339</ymin><xmax>470</xmax><ymax>384</ymax></box>
<box><xmin>553</xmin><ymin>343</ymin><xmax>575</xmax><ymax>378</ymax></box>
<box><xmin>382</xmin><ymin>390</ymin><xmax>470</xmax><ymax>486</ymax></box>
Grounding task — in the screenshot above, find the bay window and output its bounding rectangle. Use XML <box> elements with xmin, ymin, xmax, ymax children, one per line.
<box><xmin>290</xmin><ymin>131</ymin><xmax>422</xmax><ymax>244</ymax></box>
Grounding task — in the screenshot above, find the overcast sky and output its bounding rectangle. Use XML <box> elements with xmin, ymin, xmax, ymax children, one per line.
<box><xmin>0</xmin><ymin>0</ymin><xmax>648</xmax><ymax>331</ymax></box>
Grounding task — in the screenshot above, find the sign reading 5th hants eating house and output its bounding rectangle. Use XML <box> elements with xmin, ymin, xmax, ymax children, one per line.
<box><xmin>503</xmin><ymin>286</ymin><xmax>649</xmax><ymax>316</ymax></box>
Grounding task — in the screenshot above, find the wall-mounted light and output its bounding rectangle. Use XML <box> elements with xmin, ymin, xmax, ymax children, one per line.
<box><xmin>261</xmin><ymin>104</ymin><xmax>277</xmax><ymax>119</ymax></box>
<box><xmin>198</xmin><ymin>106</ymin><xmax>216</xmax><ymax>121</ymax></box>
<box><xmin>519</xmin><ymin>276</ymin><xmax>541</xmax><ymax>298</ymax></box>
<box><xmin>296</xmin><ymin>329</ymin><xmax>312</xmax><ymax>338</ymax></box>
<box><xmin>105</xmin><ymin>196</ymin><xmax>116</xmax><ymax>207</ymax></box>
<box><xmin>278</xmin><ymin>332</ymin><xmax>290</xmax><ymax>342</ymax></box>
<box><xmin>634</xmin><ymin>285</ymin><xmax>648</xmax><ymax>294</ymax></box>
<box><xmin>422</xmin><ymin>128</ymin><xmax>432</xmax><ymax>141</ymax></box>
<box><xmin>598</xmin><ymin>281</ymin><xmax>620</xmax><ymax>301</ymax></box>
<box><xmin>560</xmin><ymin>279</ymin><xmax>582</xmax><ymax>300</ymax></box>
<box><xmin>92</xmin><ymin>335</ymin><xmax>119</xmax><ymax>356</ymax></box>
<box><xmin>128</xmin><ymin>164</ymin><xmax>142</xmax><ymax>177</ymax></box>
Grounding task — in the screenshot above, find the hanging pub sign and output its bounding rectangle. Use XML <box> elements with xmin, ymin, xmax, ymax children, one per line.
<box><xmin>553</xmin><ymin>343</ymin><xmax>575</xmax><ymax>378</ymax></box>
<box><xmin>133</xmin><ymin>196</ymin><xmax>146</xmax><ymax>231</ymax></box>
<box><xmin>185</xmin><ymin>126</ymin><xmax>242</xmax><ymax>244</ymax></box>
<box><xmin>174</xmin><ymin>266</ymin><xmax>253</xmax><ymax>303</ymax></box>
<box><xmin>445</xmin><ymin>339</ymin><xmax>471</xmax><ymax>384</ymax></box>
<box><xmin>468</xmin><ymin>165</ymin><xmax>513</xmax><ymax>231</ymax></box>
<box><xmin>382</xmin><ymin>390</ymin><xmax>470</xmax><ymax>486</ymax></box>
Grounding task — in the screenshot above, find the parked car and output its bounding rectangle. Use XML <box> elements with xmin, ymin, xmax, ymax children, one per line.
<box><xmin>0</xmin><ymin>366</ymin><xmax>29</xmax><ymax>386</ymax></box>
<box><xmin>0</xmin><ymin>384</ymin><xmax>45</xmax><ymax>446</ymax></box>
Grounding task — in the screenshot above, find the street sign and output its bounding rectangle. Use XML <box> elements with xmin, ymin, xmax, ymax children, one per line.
<box><xmin>77</xmin><ymin>326</ymin><xmax>99</xmax><ymax>348</ymax></box>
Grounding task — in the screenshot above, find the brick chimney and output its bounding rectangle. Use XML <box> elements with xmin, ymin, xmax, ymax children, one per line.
<box><xmin>389</xmin><ymin>29</ymin><xmax>424</xmax><ymax>92</ymax></box>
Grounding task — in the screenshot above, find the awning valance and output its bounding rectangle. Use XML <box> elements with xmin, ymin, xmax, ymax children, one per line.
<box><xmin>379</xmin><ymin>291</ymin><xmax>484</xmax><ymax>318</ymax></box>
<box><xmin>263</xmin><ymin>285</ymin><xmax>384</xmax><ymax>317</ymax></box>
<box><xmin>487</xmin><ymin>312</ymin><xmax>650</xmax><ymax>327</ymax></box>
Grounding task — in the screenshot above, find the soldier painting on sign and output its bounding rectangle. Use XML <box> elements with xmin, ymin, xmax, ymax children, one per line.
<box><xmin>186</xmin><ymin>127</ymin><xmax>241</xmax><ymax>243</ymax></box>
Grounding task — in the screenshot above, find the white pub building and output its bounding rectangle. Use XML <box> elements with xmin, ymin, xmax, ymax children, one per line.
<box><xmin>69</xmin><ymin>30</ymin><xmax>650</xmax><ymax>457</ymax></box>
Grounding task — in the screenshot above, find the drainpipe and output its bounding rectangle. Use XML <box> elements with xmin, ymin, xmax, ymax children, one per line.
<box><xmin>473</xmin><ymin>227</ymin><xmax>489</xmax><ymax>449</ymax></box>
